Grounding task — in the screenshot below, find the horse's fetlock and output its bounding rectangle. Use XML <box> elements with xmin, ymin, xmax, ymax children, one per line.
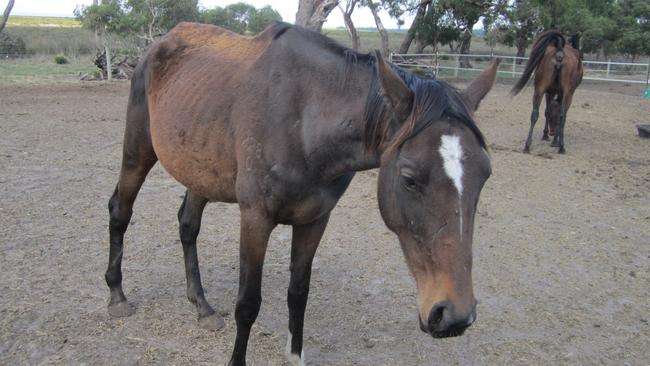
<box><xmin>105</xmin><ymin>271</ymin><xmax>122</xmax><ymax>287</ymax></box>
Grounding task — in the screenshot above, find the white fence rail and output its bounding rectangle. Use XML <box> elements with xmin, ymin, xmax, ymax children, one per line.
<box><xmin>389</xmin><ymin>52</ymin><xmax>650</xmax><ymax>87</ymax></box>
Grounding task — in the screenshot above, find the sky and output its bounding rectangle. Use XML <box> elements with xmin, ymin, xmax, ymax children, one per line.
<box><xmin>6</xmin><ymin>0</ymin><xmax>414</xmax><ymax>29</ymax></box>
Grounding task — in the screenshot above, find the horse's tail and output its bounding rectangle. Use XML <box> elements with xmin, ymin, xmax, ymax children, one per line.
<box><xmin>511</xmin><ymin>30</ymin><xmax>565</xmax><ymax>95</ymax></box>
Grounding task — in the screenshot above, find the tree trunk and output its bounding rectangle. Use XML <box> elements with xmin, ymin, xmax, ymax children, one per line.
<box><xmin>398</xmin><ymin>0</ymin><xmax>430</xmax><ymax>54</ymax></box>
<box><xmin>414</xmin><ymin>39</ymin><xmax>427</xmax><ymax>54</ymax></box>
<box><xmin>0</xmin><ymin>0</ymin><xmax>15</xmax><ymax>34</ymax></box>
<box><xmin>367</xmin><ymin>0</ymin><xmax>388</xmax><ymax>56</ymax></box>
<box><xmin>459</xmin><ymin>29</ymin><xmax>473</xmax><ymax>69</ymax></box>
<box><xmin>339</xmin><ymin>2</ymin><xmax>359</xmax><ymax>50</ymax></box>
<box><xmin>515</xmin><ymin>29</ymin><xmax>527</xmax><ymax>64</ymax></box>
<box><xmin>295</xmin><ymin>0</ymin><xmax>339</xmax><ymax>33</ymax></box>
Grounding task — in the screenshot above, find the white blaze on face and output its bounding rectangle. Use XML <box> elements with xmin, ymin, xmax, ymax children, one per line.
<box><xmin>439</xmin><ymin>134</ymin><xmax>464</xmax><ymax>237</ymax></box>
<box><xmin>286</xmin><ymin>331</ymin><xmax>305</xmax><ymax>366</ymax></box>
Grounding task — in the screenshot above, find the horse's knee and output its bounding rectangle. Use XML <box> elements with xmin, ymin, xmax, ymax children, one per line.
<box><xmin>235</xmin><ymin>296</ymin><xmax>262</xmax><ymax>326</ymax></box>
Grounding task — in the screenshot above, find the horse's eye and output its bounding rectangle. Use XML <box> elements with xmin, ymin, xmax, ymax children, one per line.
<box><xmin>400</xmin><ymin>174</ymin><xmax>418</xmax><ymax>191</ymax></box>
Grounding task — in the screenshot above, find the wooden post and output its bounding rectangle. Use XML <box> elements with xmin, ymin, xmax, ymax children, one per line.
<box><xmin>105</xmin><ymin>40</ymin><xmax>112</xmax><ymax>82</ymax></box>
<box><xmin>435</xmin><ymin>51</ymin><xmax>439</xmax><ymax>76</ymax></box>
<box><xmin>454</xmin><ymin>54</ymin><xmax>459</xmax><ymax>79</ymax></box>
<box><xmin>512</xmin><ymin>58</ymin><xmax>516</xmax><ymax>78</ymax></box>
<box><xmin>606</xmin><ymin>59</ymin><xmax>611</xmax><ymax>79</ymax></box>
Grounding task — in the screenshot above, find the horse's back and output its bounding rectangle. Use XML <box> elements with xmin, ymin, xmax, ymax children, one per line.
<box><xmin>139</xmin><ymin>22</ymin><xmax>286</xmax><ymax>202</ymax></box>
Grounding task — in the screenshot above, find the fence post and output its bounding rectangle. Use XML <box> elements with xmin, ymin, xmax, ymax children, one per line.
<box><xmin>435</xmin><ymin>51</ymin><xmax>439</xmax><ymax>76</ymax></box>
<box><xmin>454</xmin><ymin>54</ymin><xmax>459</xmax><ymax>79</ymax></box>
<box><xmin>606</xmin><ymin>59</ymin><xmax>611</xmax><ymax>79</ymax></box>
<box><xmin>646</xmin><ymin>57</ymin><xmax>649</xmax><ymax>90</ymax></box>
<box><xmin>511</xmin><ymin>57</ymin><xmax>516</xmax><ymax>78</ymax></box>
<box><xmin>388</xmin><ymin>52</ymin><xmax>392</xmax><ymax>63</ymax></box>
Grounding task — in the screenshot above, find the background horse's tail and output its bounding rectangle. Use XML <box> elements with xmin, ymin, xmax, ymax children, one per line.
<box><xmin>511</xmin><ymin>30</ymin><xmax>566</xmax><ymax>95</ymax></box>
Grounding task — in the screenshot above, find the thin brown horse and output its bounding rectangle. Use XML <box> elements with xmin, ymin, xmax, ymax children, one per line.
<box><xmin>105</xmin><ymin>22</ymin><xmax>499</xmax><ymax>366</ymax></box>
<box><xmin>512</xmin><ymin>30</ymin><xmax>583</xmax><ymax>154</ymax></box>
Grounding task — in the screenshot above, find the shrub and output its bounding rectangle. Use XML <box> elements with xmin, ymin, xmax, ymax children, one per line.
<box><xmin>54</xmin><ymin>55</ymin><xmax>69</xmax><ymax>64</ymax></box>
<box><xmin>0</xmin><ymin>33</ymin><xmax>27</xmax><ymax>58</ymax></box>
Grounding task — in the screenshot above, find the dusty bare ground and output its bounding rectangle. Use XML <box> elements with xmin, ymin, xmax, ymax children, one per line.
<box><xmin>0</xmin><ymin>80</ymin><xmax>648</xmax><ymax>365</ymax></box>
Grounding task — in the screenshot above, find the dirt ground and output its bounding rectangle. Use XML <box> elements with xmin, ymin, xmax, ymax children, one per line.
<box><xmin>0</xmin><ymin>79</ymin><xmax>648</xmax><ymax>366</ymax></box>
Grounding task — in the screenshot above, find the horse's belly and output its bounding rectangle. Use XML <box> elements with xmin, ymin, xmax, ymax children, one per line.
<box><xmin>150</xmin><ymin>116</ymin><xmax>237</xmax><ymax>202</ymax></box>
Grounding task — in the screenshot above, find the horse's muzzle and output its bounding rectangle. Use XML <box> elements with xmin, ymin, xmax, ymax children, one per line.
<box><xmin>419</xmin><ymin>301</ymin><xmax>476</xmax><ymax>338</ymax></box>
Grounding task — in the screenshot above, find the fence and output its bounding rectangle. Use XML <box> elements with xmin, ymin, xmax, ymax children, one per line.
<box><xmin>389</xmin><ymin>52</ymin><xmax>650</xmax><ymax>88</ymax></box>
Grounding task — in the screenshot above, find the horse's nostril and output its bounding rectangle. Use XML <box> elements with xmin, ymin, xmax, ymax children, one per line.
<box><xmin>426</xmin><ymin>302</ymin><xmax>475</xmax><ymax>338</ymax></box>
<box><xmin>428</xmin><ymin>303</ymin><xmax>446</xmax><ymax>330</ymax></box>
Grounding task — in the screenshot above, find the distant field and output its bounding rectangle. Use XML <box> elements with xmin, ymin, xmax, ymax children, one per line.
<box><xmin>7</xmin><ymin>16</ymin><xmax>81</xmax><ymax>27</ymax></box>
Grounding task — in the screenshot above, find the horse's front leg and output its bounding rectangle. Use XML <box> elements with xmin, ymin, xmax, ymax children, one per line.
<box><xmin>228</xmin><ymin>209</ymin><xmax>275</xmax><ymax>366</ymax></box>
<box><xmin>286</xmin><ymin>214</ymin><xmax>330</xmax><ymax>366</ymax></box>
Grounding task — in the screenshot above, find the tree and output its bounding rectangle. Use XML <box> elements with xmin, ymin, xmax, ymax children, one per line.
<box><xmin>0</xmin><ymin>0</ymin><xmax>15</xmax><ymax>34</ymax></box>
<box><xmin>614</xmin><ymin>0</ymin><xmax>650</xmax><ymax>59</ymax></box>
<box><xmin>295</xmin><ymin>0</ymin><xmax>339</xmax><ymax>32</ymax></box>
<box><xmin>338</xmin><ymin>0</ymin><xmax>360</xmax><ymax>50</ymax></box>
<box><xmin>201</xmin><ymin>3</ymin><xmax>282</xmax><ymax>35</ymax></box>
<box><xmin>365</xmin><ymin>0</ymin><xmax>390</xmax><ymax>55</ymax></box>
<box><xmin>202</xmin><ymin>3</ymin><xmax>256</xmax><ymax>34</ymax></box>
<box><xmin>76</xmin><ymin>0</ymin><xmax>199</xmax><ymax>44</ymax></box>
<box><xmin>248</xmin><ymin>5</ymin><xmax>282</xmax><ymax>34</ymax></box>
<box><xmin>483</xmin><ymin>0</ymin><xmax>537</xmax><ymax>63</ymax></box>
<box><xmin>398</xmin><ymin>0</ymin><xmax>430</xmax><ymax>54</ymax></box>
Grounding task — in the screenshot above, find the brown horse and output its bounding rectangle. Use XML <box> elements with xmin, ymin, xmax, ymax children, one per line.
<box><xmin>512</xmin><ymin>30</ymin><xmax>583</xmax><ymax>154</ymax></box>
<box><xmin>105</xmin><ymin>22</ymin><xmax>498</xmax><ymax>366</ymax></box>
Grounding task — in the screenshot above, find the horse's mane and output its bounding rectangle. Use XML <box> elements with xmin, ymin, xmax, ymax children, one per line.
<box><xmin>511</xmin><ymin>30</ymin><xmax>566</xmax><ymax>95</ymax></box>
<box><xmin>364</xmin><ymin>66</ymin><xmax>485</xmax><ymax>152</ymax></box>
<box><xmin>273</xmin><ymin>22</ymin><xmax>485</xmax><ymax>152</ymax></box>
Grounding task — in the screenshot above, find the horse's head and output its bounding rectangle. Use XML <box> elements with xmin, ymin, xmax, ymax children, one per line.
<box><xmin>373</xmin><ymin>54</ymin><xmax>498</xmax><ymax>338</ymax></box>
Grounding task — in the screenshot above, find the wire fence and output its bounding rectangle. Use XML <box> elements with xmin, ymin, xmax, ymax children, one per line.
<box><xmin>389</xmin><ymin>52</ymin><xmax>650</xmax><ymax>88</ymax></box>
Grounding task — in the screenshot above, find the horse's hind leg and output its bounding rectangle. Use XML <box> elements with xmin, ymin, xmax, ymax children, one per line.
<box><xmin>106</xmin><ymin>102</ymin><xmax>157</xmax><ymax>317</ymax></box>
<box><xmin>523</xmin><ymin>90</ymin><xmax>543</xmax><ymax>153</ymax></box>
<box><xmin>177</xmin><ymin>191</ymin><xmax>224</xmax><ymax>331</ymax></box>
<box><xmin>542</xmin><ymin>94</ymin><xmax>552</xmax><ymax>141</ymax></box>
<box><xmin>557</xmin><ymin>94</ymin><xmax>574</xmax><ymax>154</ymax></box>
<box><xmin>286</xmin><ymin>215</ymin><xmax>330</xmax><ymax>366</ymax></box>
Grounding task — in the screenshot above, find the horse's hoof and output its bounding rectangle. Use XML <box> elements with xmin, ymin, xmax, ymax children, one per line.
<box><xmin>541</xmin><ymin>135</ymin><xmax>549</xmax><ymax>141</ymax></box>
<box><xmin>198</xmin><ymin>313</ymin><xmax>225</xmax><ymax>331</ymax></box>
<box><xmin>523</xmin><ymin>147</ymin><xmax>531</xmax><ymax>154</ymax></box>
<box><xmin>108</xmin><ymin>301</ymin><xmax>135</xmax><ymax>318</ymax></box>
<box><xmin>558</xmin><ymin>147</ymin><xmax>566</xmax><ymax>154</ymax></box>
<box><xmin>550</xmin><ymin>140</ymin><xmax>559</xmax><ymax>147</ymax></box>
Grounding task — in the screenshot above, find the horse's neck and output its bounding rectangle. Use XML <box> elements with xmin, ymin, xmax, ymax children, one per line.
<box><xmin>298</xmin><ymin>65</ymin><xmax>381</xmax><ymax>179</ymax></box>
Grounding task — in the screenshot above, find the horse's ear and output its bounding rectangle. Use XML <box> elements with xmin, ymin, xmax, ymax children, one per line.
<box><xmin>460</xmin><ymin>58</ymin><xmax>501</xmax><ymax>111</ymax></box>
<box><xmin>374</xmin><ymin>50</ymin><xmax>413</xmax><ymax>121</ymax></box>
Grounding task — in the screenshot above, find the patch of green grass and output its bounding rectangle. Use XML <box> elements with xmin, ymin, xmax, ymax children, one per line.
<box><xmin>0</xmin><ymin>56</ymin><xmax>97</xmax><ymax>84</ymax></box>
<box><xmin>7</xmin><ymin>16</ymin><xmax>81</xmax><ymax>28</ymax></box>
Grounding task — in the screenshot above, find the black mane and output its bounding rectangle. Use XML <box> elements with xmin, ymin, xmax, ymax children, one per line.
<box><xmin>272</xmin><ymin>22</ymin><xmax>485</xmax><ymax>151</ymax></box>
<box><xmin>365</xmin><ymin>63</ymin><xmax>486</xmax><ymax>151</ymax></box>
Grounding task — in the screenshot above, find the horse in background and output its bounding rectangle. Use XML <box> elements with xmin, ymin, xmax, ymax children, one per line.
<box><xmin>512</xmin><ymin>30</ymin><xmax>583</xmax><ymax>154</ymax></box>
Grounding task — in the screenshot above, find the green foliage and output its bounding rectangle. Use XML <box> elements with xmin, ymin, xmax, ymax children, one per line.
<box><xmin>248</xmin><ymin>6</ymin><xmax>282</xmax><ymax>34</ymax></box>
<box><xmin>613</xmin><ymin>0</ymin><xmax>650</xmax><ymax>57</ymax></box>
<box><xmin>74</xmin><ymin>0</ymin><xmax>199</xmax><ymax>40</ymax></box>
<box><xmin>54</xmin><ymin>55</ymin><xmax>69</xmax><ymax>64</ymax></box>
<box><xmin>200</xmin><ymin>3</ymin><xmax>282</xmax><ymax>35</ymax></box>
